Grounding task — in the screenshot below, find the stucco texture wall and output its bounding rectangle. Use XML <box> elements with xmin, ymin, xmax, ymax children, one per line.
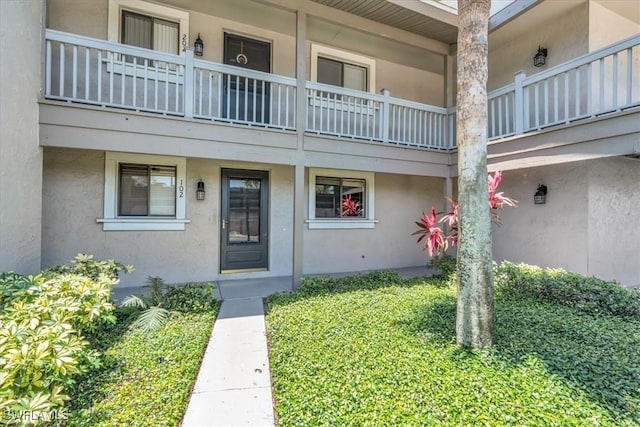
<box><xmin>303</xmin><ymin>173</ymin><xmax>443</xmax><ymax>275</ymax></box>
<box><xmin>488</xmin><ymin>2</ymin><xmax>590</xmax><ymax>91</ymax></box>
<box><xmin>0</xmin><ymin>0</ymin><xmax>44</xmax><ymax>274</ymax></box>
<box><xmin>42</xmin><ymin>148</ymin><xmax>294</xmax><ymax>286</ymax></box>
<box><xmin>493</xmin><ymin>158</ymin><xmax>639</xmax><ymax>287</ymax></box>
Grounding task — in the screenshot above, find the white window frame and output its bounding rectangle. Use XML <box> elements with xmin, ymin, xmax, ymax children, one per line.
<box><xmin>307</xmin><ymin>168</ymin><xmax>377</xmax><ymax>229</ymax></box>
<box><xmin>310</xmin><ymin>44</ymin><xmax>376</xmax><ymax>93</ymax></box>
<box><xmin>107</xmin><ymin>0</ymin><xmax>189</xmax><ymax>55</ymax></box>
<box><xmin>98</xmin><ymin>152</ymin><xmax>189</xmax><ymax>231</ymax></box>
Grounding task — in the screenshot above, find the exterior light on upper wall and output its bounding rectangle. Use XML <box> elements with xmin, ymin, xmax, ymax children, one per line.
<box><xmin>194</xmin><ymin>34</ymin><xmax>204</xmax><ymax>56</ymax></box>
<box><xmin>196</xmin><ymin>180</ymin><xmax>206</xmax><ymax>200</ymax></box>
<box><xmin>534</xmin><ymin>184</ymin><xmax>547</xmax><ymax>204</ymax></box>
<box><xmin>533</xmin><ymin>46</ymin><xmax>548</xmax><ymax>67</ymax></box>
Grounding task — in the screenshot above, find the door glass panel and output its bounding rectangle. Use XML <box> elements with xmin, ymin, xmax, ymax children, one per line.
<box><xmin>228</xmin><ymin>178</ymin><xmax>261</xmax><ymax>244</ymax></box>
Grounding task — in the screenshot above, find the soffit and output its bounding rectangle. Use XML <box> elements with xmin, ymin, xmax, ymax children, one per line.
<box><xmin>308</xmin><ymin>0</ymin><xmax>459</xmax><ymax>44</ymax></box>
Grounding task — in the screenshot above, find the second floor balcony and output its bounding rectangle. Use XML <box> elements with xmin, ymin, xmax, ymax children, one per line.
<box><xmin>44</xmin><ymin>29</ymin><xmax>640</xmax><ymax>153</ymax></box>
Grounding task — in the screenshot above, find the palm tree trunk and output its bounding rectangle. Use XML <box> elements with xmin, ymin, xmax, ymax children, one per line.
<box><xmin>455</xmin><ymin>0</ymin><xmax>495</xmax><ymax>348</ymax></box>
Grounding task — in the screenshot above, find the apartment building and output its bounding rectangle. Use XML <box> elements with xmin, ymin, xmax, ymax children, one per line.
<box><xmin>1</xmin><ymin>0</ymin><xmax>638</xmax><ymax>287</ymax></box>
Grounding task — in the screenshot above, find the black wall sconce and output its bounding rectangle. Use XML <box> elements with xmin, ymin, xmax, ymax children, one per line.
<box><xmin>533</xmin><ymin>46</ymin><xmax>548</xmax><ymax>67</ymax></box>
<box><xmin>196</xmin><ymin>180</ymin><xmax>205</xmax><ymax>200</ymax></box>
<box><xmin>534</xmin><ymin>184</ymin><xmax>548</xmax><ymax>204</ymax></box>
<box><xmin>194</xmin><ymin>33</ymin><xmax>204</xmax><ymax>56</ymax></box>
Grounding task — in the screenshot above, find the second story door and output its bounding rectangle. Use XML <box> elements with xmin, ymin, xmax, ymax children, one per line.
<box><xmin>223</xmin><ymin>33</ymin><xmax>271</xmax><ymax>124</ymax></box>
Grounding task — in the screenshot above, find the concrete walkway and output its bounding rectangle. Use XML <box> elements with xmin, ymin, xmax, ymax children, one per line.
<box><xmin>181</xmin><ymin>277</ymin><xmax>292</xmax><ymax>427</ymax></box>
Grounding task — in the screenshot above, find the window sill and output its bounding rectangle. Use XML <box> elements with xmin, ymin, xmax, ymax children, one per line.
<box><xmin>97</xmin><ymin>218</ymin><xmax>190</xmax><ymax>231</ymax></box>
<box><xmin>305</xmin><ymin>219</ymin><xmax>378</xmax><ymax>229</ymax></box>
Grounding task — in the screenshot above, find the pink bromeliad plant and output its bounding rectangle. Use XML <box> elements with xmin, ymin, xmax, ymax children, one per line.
<box><xmin>341</xmin><ymin>194</ymin><xmax>362</xmax><ymax>217</ymax></box>
<box><xmin>413</xmin><ymin>171</ymin><xmax>517</xmax><ymax>256</ymax></box>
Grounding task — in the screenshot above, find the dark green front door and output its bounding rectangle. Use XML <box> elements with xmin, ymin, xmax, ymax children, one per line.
<box><xmin>220</xmin><ymin>169</ymin><xmax>269</xmax><ymax>272</ymax></box>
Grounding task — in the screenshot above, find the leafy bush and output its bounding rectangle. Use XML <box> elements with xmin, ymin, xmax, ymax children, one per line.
<box><xmin>121</xmin><ymin>277</ymin><xmax>217</xmax><ymax>330</ymax></box>
<box><xmin>267</xmin><ymin>273</ymin><xmax>640</xmax><ymax>425</ymax></box>
<box><xmin>427</xmin><ymin>253</ymin><xmax>457</xmax><ymax>278</ymax></box>
<box><xmin>296</xmin><ymin>270</ymin><xmax>403</xmax><ymax>297</ymax></box>
<box><xmin>46</xmin><ymin>253</ymin><xmax>133</xmax><ymax>282</ymax></box>
<box><xmin>164</xmin><ymin>282</ymin><xmax>218</xmax><ymax>313</ymax></box>
<box><xmin>0</xmin><ymin>257</ymin><xmax>121</xmax><ymax>422</ymax></box>
<box><xmin>495</xmin><ymin>261</ymin><xmax>640</xmax><ymax>319</ymax></box>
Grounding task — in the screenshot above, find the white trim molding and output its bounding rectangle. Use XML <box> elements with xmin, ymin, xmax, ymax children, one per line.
<box><xmin>99</xmin><ymin>152</ymin><xmax>188</xmax><ymax>231</ymax></box>
<box><xmin>307</xmin><ymin>168</ymin><xmax>376</xmax><ymax>229</ymax></box>
<box><xmin>310</xmin><ymin>44</ymin><xmax>376</xmax><ymax>93</ymax></box>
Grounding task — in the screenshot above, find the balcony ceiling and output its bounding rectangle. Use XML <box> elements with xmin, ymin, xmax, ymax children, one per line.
<box><xmin>308</xmin><ymin>0</ymin><xmax>459</xmax><ymax>44</ymax></box>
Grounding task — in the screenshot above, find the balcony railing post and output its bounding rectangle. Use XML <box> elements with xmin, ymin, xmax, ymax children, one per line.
<box><xmin>513</xmin><ymin>71</ymin><xmax>526</xmax><ymax>135</ymax></box>
<box><xmin>184</xmin><ymin>47</ymin><xmax>195</xmax><ymax>118</ymax></box>
<box><xmin>381</xmin><ymin>88</ymin><xmax>390</xmax><ymax>143</ymax></box>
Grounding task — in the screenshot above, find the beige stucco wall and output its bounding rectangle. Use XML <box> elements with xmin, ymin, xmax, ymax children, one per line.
<box><xmin>493</xmin><ymin>158</ymin><xmax>639</xmax><ymax>287</ymax></box>
<box><xmin>0</xmin><ymin>0</ymin><xmax>44</xmax><ymax>274</ymax></box>
<box><xmin>589</xmin><ymin>1</ymin><xmax>640</xmax><ymax>51</ymax></box>
<box><xmin>488</xmin><ymin>2</ymin><xmax>590</xmax><ymax>91</ymax></box>
<box><xmin>42</xmin><ymin>148</ymin><xmax>294</xmax><ymax>286</ymax></box>
<box><xmin>303</xmin><ymin>173</ymin><xmax>444</xmax><ymax>274</ymax></box>
<box><xmin>47</xmin><ymin>0</ymin><xmax>108</xmax><ymax>39</ymax></box>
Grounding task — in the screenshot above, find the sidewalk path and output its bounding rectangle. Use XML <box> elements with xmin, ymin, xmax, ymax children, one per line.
<box><xmin>182</xmin><ymin>297</ymin><xmax>275</xmax><ymax>426</ymax></box>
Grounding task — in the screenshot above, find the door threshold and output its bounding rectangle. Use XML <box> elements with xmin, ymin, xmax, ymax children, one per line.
<box><xmin>221</xmin><ymin>267</ymin><xmax>268</xmax><ymax>274</ymax></box>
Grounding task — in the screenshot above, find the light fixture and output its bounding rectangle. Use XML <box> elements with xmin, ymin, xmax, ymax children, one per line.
<box><xmin>196</xmin><ymin>180</ymin><xmax>205</xmax><ymax>200</ymax></box>
<box><xmin>194</xmin><ymin>33</ymin><xmax>204</xmax><ymax>57</ymax></box>
<box><xmin>533</xmin><ymin>46</ymin><xmax>547</xmax><ymax>67</ymax></box>
<box><xmin>534</xmin><ymin>184</ymin><xmax>547</xmax><ymax>204</ymax></box>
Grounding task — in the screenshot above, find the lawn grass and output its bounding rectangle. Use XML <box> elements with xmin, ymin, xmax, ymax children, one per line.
<box><xmin>266</xmin><ymin>273</ymin><xmax>640</xmax><ymax>426</ymax></box>
<box><xmin>63</xmin><ymin>307</ymin><xmax>218</xmax><ymax>427</ymax></box>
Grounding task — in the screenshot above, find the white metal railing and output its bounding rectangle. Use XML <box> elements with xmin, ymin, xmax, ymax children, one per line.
<box><xmin>488</xmin><ymin>84</ymin><xmax>516</xmax><ymax>139</ymax></box>
<box><xmin>44</xmin><ymin>29</ymin><xmax>639</xmax><ymax>150</ymax></box>
<box><xmin>193</xmin><ymin>60</ymin><xmax>297</xmax><ymax>129</ymax></box>
<box><xmin>306</xmin><ymin>82</ymin><xmax>385</xmax><ymax>141</ymax></box>
<box><xmin>305</xmin><ymin>85</ymin><xmax>451</xmax><ymax>149</ymax></box>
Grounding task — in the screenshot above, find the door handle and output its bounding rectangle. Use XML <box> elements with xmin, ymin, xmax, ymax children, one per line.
<box><xmin>222</xmin><ymin>219</ymin><xmax>227</xmax><ymax>229</ymax></box>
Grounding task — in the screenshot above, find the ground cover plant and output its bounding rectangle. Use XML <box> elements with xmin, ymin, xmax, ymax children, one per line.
<box><xmin>266</xmin><ymin>268</ymin><xmax>640</xmax><ymax>426</ymax></box>
<box><xmin>63</xmin><ymin>282</ymin><xmax>219</xmax><ymax>427</ymax></box>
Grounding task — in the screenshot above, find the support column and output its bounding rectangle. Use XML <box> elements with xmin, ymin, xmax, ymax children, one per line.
<box><xmin>292</xmin><ymin>10</ymin><xmax>307</xmax><ymax>288</ymax></box>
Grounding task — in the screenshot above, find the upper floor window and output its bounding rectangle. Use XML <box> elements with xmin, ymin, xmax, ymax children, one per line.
<box><xmin>311</xmin><ymin>44</ymin><xmax>376</xmax><ymax>93</ymax></box>
<box><xmin>317</xmin><ymin>57</ymin><xmax>367</xmax><ymax>92</ymax></box>
<box><xmin>108</xmin><ymin>0</ymin><xmax>189</xmax><ymax>56</ymax></box>
<box><xmin>121</xmin><ymin>10</ymin><xmax>179</xmax><ymax>55</ymax></box>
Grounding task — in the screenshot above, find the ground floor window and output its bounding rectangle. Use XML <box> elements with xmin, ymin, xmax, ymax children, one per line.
<box><xmin>315</xmin><ymin>176</ymin><xmax>366</xmax><ymax>218</ymax></box>
<box><xmin>307</xmin><ymin>168</ymin><xmax>376</xmax><ymax>229</ymax></box>
<box><xmin>98</xmin><ymin>152</ymin><xmax>188</xmax><ymax>231</ymax></box>
<box><xmin>119</xmin><ymin>164</ymin><xmax>177</xmax><ymax>216</ymax></box>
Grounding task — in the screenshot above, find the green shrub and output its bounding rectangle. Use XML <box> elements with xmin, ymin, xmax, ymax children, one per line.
<box><xmin>0</xmin><ymin>255</ymin><xmax>127</xmax><ymax>423</ymax></box>
<box><xmin>495</xmin><ymin>261</ymin><xmax>640</xmax><ymax>319</ymax></box>
<box><xmin>427</xmin><ymin>253</ymin><xmax>457</xmax><ymax>278</ymax></box>
<box><xmin>297</xmin><ymin>270</ymin><xmax>402</xmax><ymax>297</ymax></box>
<box><xmin>121</xmin><ymin>277</ymin><xmax>218</xmax><ymax>331</ymax></box>
<box><xmin>164</xmin><ymin>282</ymin><xmax>217</xmax><ymax>313</ymax></box>
<box><xmin>0</xmin><ymin>272</ymin><xmax>116</xmax><ymax>421</ymax></box>
<box><xmin>46</xmin><ymin>253</ymin><xmax>133</xmax><ymax>282</ymax></box>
